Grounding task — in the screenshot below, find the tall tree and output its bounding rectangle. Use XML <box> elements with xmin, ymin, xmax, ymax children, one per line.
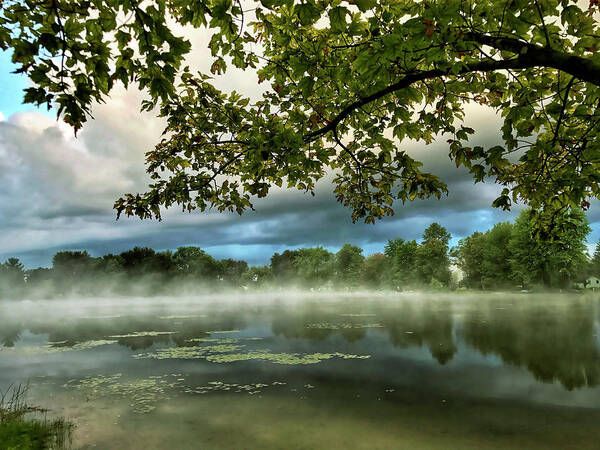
<box><xmin>3</xmin><ymin>2</ymin><xmax>600</xmax><ymax>223</ymax></box>
<box><xmin>294</xmin><ymin>247</ymin><xmax>334</xmax><ymax>287</ymax></box>
<box><xmin>52</xmin><ymin>251</ymin><xmax>94</xmax><ymax>293</ymax></box>
<box><xmin>422</xmin><ymin>223</ymin><xmax>451</xmax><ymax>246</ymax></box>
<box><xmin>385</xmin><ymin>239</ymin><xmax>419</xmax><ymax>288</ymax></box>
<box><xmin>270</xmin><ymin>250</ymin><xmax>301</xmax><ymax>280</ymax></box>
<box><xmin>25</xmin><ymin>267</ymin><xmax>54</xmax><ymax>297</ymax></box>
<box><xmin>362</xmin><ymin>253</ymin><xmax>389</xmax><ymax>289</ymax></box>
<box><xmin>416</xmin><ymin>223</ymin><xmax>451</xmax><ymax>286</ymax></box>
<box><xmin>172</xmin><ymin>247</ymin><xmax>220</xmax><ymax>281</ymax></box>
<box><xmin>26</xmin><ymin>267</ymin><xmax>53</xmax><ymax>284</ymax></box>
<box><xmin>415</xmin><ymin>240</ymin><xmax>452</xmax><ymax>286</ymax></box>
<box><xmin>119</xmin><ymin>247</ymin><xmax>157</xmax><ymax>275</ymax></box>
<box><xmin>481</xmin><ymin>222</ymin><xmax>514</xmax><ymax>289</ymax></box>
<box><xmin>455</xmin><ymin>222</ymin><xmax>514</xmax><ymax>290</ymax></box>
<box><xmin>334</xmin><ymin>243</ymin><xmax>365</xmax><ymax>288</ymax></box>
<box><xmin>96</xmin><ymin>254</ymin><xmax>125</xmax><ymax>274</ymax></box>
<box><xmin>384</xmin><ymin>239</ymin><xmax>405</xmax><ymax>259</ymax></box>
<box><xmin>220</xmin><ymin>258</ymin><xmax>249</xmax><ymax>284</ymax></box>
<box><xmin>455</xmin><ymin>232</ymin><xmax>487</xmax><ymax>289</ymax></box>
<box><xmin>509</xmin><ymin>208</ymin><xmax>590</xmax><ymax>288</ymax></box>
<box><xmin>0</xmin><ymin>258</ymin><xmax>26</xmax><ymax>298</ymax></box>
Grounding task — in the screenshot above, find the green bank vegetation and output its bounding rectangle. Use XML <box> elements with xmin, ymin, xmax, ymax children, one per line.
<box><xmin>0</xmin><ymin>384</ymin><xmax>73</xmax><ymax>450</ymax></box>
<box><xmin>0</xmin><ymin>208</ymin><xmax>597</xmax><ymax>297</ymax></box>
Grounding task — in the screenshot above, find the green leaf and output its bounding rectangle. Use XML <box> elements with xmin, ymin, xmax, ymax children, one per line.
<box><xmin>298</xmin><ymin>76</ymin><xmax>314</xmax><ymax>97</ymax></box>
<box><xmin>348</xmin><ymin>0</ymin><xmax>377</xmax><ymax>13</ymax></box>
<box><xmin>295</xmin><ymin>3</ymin><xmax>320</xmax><ymax>26</ymax></box>
<box><xmin>328</xmin><ymin>6</ymin><xmax>348</xmax><ymax>33</ymax></box>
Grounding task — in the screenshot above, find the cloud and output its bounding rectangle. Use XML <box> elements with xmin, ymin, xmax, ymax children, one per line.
<box><xmin>0</xmin><ymin>88</ymin><xmax>526</xmax><ymax>268</ymax></box>
<box><xmin>0</xmin><ymin>32</ymin><xmax>577</xmax><ymax>268</ymax></box>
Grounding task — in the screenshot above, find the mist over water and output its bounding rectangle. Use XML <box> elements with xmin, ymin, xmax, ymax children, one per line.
<box><xmin>1</xmin><ymin>292</ymin><xmax>600</xmax><ymax>449</ymax></box>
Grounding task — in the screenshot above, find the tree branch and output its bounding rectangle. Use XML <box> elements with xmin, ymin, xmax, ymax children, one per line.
<box><xmin>304</xmin><ymin>57</ymin><xmax>538</xmax><ymax>143</ymax></box>
<box><xmin>552</xmin><ymin>76</ymin><xmax>575</xmax><ymax>146</ymax></box>
<box><xmin>466</xmin><ymin>32</ymin><xmax>600</xmax><ymax>85</ymax></box>
<box><xmin>304</xmin><ymin>31</ymin><xmax>600</xmax><ymax>144</ymax></box>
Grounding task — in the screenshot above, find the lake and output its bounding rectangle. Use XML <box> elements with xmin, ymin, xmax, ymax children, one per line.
<box><xmin>1</xmin><ymin>292</ymin><xmax>599</xmax><ymax>449</ymax></box>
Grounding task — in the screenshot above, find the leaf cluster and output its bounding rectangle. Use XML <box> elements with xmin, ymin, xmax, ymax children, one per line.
<box><xmin>4</xmin><ymin>0</ymin><xmax>600</xmax><ymax>220</ymax></box>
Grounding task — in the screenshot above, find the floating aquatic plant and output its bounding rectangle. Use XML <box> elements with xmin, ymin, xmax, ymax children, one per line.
<box><xmin>0</xmin><ymin>339</ymin><xmax>118</xmax><ymax>356</ymax></box>
<box><xmin>132</xmin><ymin>335</ymin><xmax>370</xmax><ymax>365</ymax></box>
<box><xmin>205</xmin><ymin>351</ymin><xmax>371</xmax><ymax>365</ymax></box>
<box><xmin>182</xmin><ymin>381</ymin><xmax>278</xmax><ymax>396</ymax></box>
<box><xmin>185</xmin><ymin>337</ymin><xmax>263</xmax><ymax>344</ymax></box>
<box><xmin>64</xmin><ymin>374</ymin><xmax>183</xmax><ymax>414</ymax></box>
<box><xmin>339</xmin><ymin>314</ymin><xmax>377</xmax><ymax>317</ymax></box>
<box><xmin>305</xmin><ymin>322</ymin><xmax>384</xmax><ymax>329</ymax></box>
<box><xmin>64</xmin><ymin>372</ymin><xmax>294</xmax><ymax>414</ymax></box>
<box><xmin>185</xmin><ymin>338</ymin><xmax>237</xmax><ymax>344</ymax></box>
<box><xmin>108</xmin><ymin>331</ymin><xmax>178</xmax><ymax>338</ymax></box>
<box><xmin>70</xmin><ymin>339</ymin><xmax>118</xmax><ymax>350</ymax></box>
<box><xmin>133</xmin><ymin>343</ymin><xmax>244</xmax><ymax>360</ymax></box>
<box><xmin>157</xmin><ymin>315</ymin><xmax>207</xmax><ymax>320</ymax></box>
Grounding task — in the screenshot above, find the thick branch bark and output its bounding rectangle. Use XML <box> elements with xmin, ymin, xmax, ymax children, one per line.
<box><xmin>304</xmin><ymin>35</ymin><xmax>600</xmax><ymax>143</ymax></box>
<box><xmin>304</xmin><ymin>57</ymin><xmax>537</xmax><ymax>143</ymax></box>
<box><xmin>467</xmin><ymin>32</ymin><xmax>600</xmax><ymax>86</ymax></box>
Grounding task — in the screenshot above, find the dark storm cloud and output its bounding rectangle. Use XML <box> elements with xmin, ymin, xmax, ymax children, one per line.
<box><xmin>2</xmin><ymin>20</ymin><xmax>598</xmax><ymax>268</ymax></box>
<box><xmin>0</xmin><ymin>89</ymin><xmax>583</xmax><ymax>268</ymax></box>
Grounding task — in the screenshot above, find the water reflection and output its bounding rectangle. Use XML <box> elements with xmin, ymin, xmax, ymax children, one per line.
<box><xmin>0</xmin><ymin>312</ymin><xmax>248</xmax><ymax>351</ymax></box>
<box><xmin>0</xmin><ymin>295</ymin><xmax>599</xmax><ymax>391</ymax></box>
<box><xmin>381</xmin><ymin>302</ymin><xmax>457</xmax><ymax>365</ymax></box>
<box><xmin>0</xmin><ymin>323</ymin><xmax>22</xmax><ymax>347</ymax></box>
<box><xmin>270</xmin><ymin>301</ymin><xmax>457</xmax><ymax>363</ymax></box>
<box><xmin>462</xmin><ymin>299</ymin><xmax>600</xmax><ymax>390</ymax></box>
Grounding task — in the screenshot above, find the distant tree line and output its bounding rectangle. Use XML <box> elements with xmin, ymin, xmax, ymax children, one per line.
<box><xmin>454</xmin><ymin>207</ymin><xmax>593</xmax><ymax>290</ymax></box>
<box><xmin>0</xmin><ymin>208</ymin><xmax>597</xmax><ymax>299</ymax></box>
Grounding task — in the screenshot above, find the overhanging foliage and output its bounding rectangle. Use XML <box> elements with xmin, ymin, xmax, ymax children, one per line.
<box><xmin>3</xmin><ymin>0</ymin><xmax>600</xmax><ymax>223</ymax></box>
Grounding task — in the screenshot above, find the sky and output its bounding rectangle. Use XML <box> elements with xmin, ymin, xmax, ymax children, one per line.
<box><xmin>1</xmin><ymin>32</ymin><xmax>600</xmax><ymax>268</ymax></box>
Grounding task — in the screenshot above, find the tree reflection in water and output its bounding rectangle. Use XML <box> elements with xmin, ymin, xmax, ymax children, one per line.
<box><xmin>462</xmin><ymin>299</ymin><xmax>600</xmax><ymax>390</ymax></box>
<box><xmin>1</xmin><ymin>295</ymin><xmax>599</xmax><ymax>390</ymax></box>
<box><xmin>269</xmin><ymin>296</ymin><xmax>600</xmax><ymax>387</ymax></box>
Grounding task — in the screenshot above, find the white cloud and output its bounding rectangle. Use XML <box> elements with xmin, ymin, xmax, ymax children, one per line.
<box><xmin>0</xmin><ymin>84</ymin><xmax>525</xmax><ymax>267</ymax></box>
<box><xmin>0</xmin><ymin>31</ymin><xmax>573</xmax><ymax>267</ymax></box>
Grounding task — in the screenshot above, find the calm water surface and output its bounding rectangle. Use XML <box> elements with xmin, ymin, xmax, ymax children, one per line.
<box><xmin>1</xmin><ymin>292</ymin><xmax>599</xmax><ymax>449</ymax></box>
